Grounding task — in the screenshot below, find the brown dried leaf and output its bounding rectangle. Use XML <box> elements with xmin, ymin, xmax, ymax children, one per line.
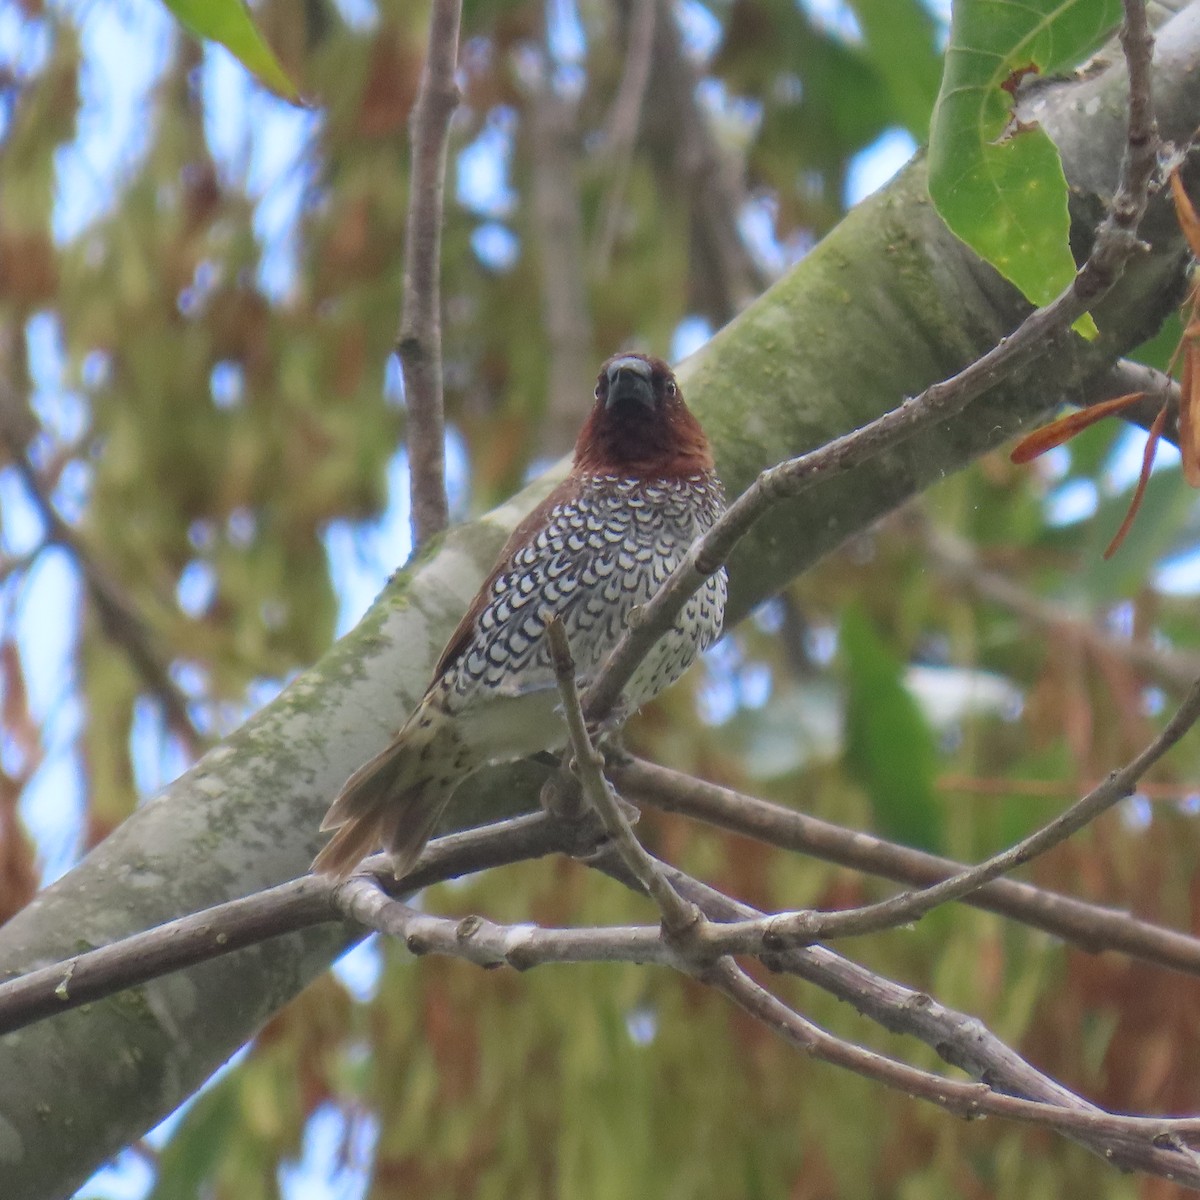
<box><xmin>1103</xmin><ymin>402</ymin><xmax>1169</xmax><ymax>558</ymax></box>
<box><xmin>1178</xmin><ymin>327</ymin><xmax>1200</xmax><ymax>486</ymax></box>
<box><xmin>1170</xmin><ymin>168</ymin><xmax>1200</xmax><ymax>257</ymax></box>
<box><xmin>1010</xmin><ymin>392</ymin><xmax>1145</xmax><ymax>464</ymax></box>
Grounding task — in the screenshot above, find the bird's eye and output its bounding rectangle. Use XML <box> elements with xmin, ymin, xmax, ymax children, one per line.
<box><xmin>665</xmin><ymin>379</ymin><xmax>677</xmax><ymax>397</ymax></box>
<box><xmin>594</xmin><ymin>382</ymin><xmax>604</xmax><ymax>399</ymax></box>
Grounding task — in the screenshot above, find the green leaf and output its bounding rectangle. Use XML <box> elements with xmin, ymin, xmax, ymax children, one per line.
<box><xmin>929</xmin><ymin>0</ymin><xmax>1120</xmax><ymax>317</ymax></box>
<box><xmin>159</xmin><ymin>0</ymin><xmax>302</xmax><ymax>104</ymax></box>
<box><xmin>841</xmin><ymin>605</ymin><xmax>943</xmax><ymax>852</ymax></box>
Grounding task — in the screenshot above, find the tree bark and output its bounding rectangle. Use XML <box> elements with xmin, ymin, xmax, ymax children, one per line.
<box><xmin>3</xmin><ymin>7</ymin><xmax>1200</xmax><ymax>1196</ymax></box>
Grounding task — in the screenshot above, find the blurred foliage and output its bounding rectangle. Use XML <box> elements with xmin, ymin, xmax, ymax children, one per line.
<box><xmin>841</xmin><ymin>602</ymin><xmax>941</xmax><ymax>852</ymax></box>
<box><xmin>5</xmin><ymin>0</ymin><xmax>1200</xmax><ymax>1197</ymax></box>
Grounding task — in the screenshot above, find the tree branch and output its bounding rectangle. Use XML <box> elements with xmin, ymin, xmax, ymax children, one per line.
<box><xmin>5</xmin><ymin>4</ymin><xmax>1197</xmax><ymax>1189</ymax></box>
<box><xmin>546</xmin><ymin>618</ymin><xmax>700</xmax><ymax>936</ymax></box>
<box><xmin>677</xmin><ymin>676</ymin><xmax>1200</xmax><ymax>951</ymax></box>
<box><xmin>651</xmin><ymin>862</ymin><xmax>1200</xmax><ymax>1181</ymax></box>
<box><xmin>396</xmin><ymin>0</ymin><xmax>462</xmax><ymax>548</ymax></box>
<box><xmin>328</xmin><ymin>858</ymin><xmax>1200</xmax><ymax>1181</ymax></box>
<box><xmin>614</xmin><ymin>757</ymin><xmax>1200</xmax><ymax>978</ymax></box>
<box><xmin>0</xmin><ymin>811</ymin><xmax>587</xmax><ymax>1037</ymax></box>
<box><xmin>707</xmin><ymin>960</ymin><xmax>1200</xmax><ymax>1181</ymax></box>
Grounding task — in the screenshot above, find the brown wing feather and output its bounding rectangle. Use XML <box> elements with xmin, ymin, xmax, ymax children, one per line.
<box><xmin>432</xmin><ymin>475</ymin><xmax>582</xmax><ymax>679</ymax></box>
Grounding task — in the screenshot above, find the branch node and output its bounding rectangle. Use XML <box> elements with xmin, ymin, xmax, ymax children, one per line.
<box><xmin>456</xmin><ymin>914</ymin><xmax>483</xmax><ymax>942</ymax></box>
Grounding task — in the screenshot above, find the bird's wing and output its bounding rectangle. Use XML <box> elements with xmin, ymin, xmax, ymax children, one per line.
<box><xmin>431</xmin><ymin>474</ymin><xmax>582</xmax><ymax>681</ymax></box>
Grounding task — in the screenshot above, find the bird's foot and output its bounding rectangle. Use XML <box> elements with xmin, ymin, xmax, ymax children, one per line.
<box><xmin>540</xmin><ymin>767</ymin><xmax>586</xmax><ymax>820</ymax></box>
<box><xmin>586</xmin><ymin>700</ymin><xmax>630</xmax><ymax>743</ymax></box>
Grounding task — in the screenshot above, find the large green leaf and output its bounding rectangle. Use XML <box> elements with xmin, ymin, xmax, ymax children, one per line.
<box><xmin>159</xmin><ymin>0</ymin><xmax>301</xmax><ymax>104</ymax></box>
<box><xmin>929</xmin><ymin>0</ymin><xmax>1120</xmax><ymax>315</ymax></box>
<box><xmin>841</xmin><ymin>605</ymin><xmax>943</xmax><ymax>852</ymax></box>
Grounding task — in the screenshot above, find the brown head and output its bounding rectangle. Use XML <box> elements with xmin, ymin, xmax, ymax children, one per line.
<box><xmin>572</xmin><ymin>353</ymin><xmax>714</xmax><ymax>479</ymax></box>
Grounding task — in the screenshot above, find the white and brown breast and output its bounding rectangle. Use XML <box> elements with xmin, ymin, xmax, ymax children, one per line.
<box><xmin>440</xmin><ymin>469</ymin><xmax>727</xmax><ymax>722</ymax></box>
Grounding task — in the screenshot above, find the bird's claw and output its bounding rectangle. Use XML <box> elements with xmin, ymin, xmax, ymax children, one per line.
<box><xmin>584</xmin><ymin>705</ymin><xmax>629</xmax><ymax>758</ymax></box>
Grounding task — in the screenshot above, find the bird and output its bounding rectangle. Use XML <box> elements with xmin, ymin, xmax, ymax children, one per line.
<box><xmin>312</xmin><ymin>352</ymin><xmax>727</xmax><ymax>880</ymax></box>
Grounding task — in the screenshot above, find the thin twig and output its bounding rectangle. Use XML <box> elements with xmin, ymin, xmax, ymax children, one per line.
<box><xmin>707</xmin><ymin>960</ymin><xmax>1200</xmax><ymax>1177</ymax></box>
<box><xmin>614</xmin><ymin>757</ymin><xmax>1200</xmax><ymax>978</ymax></box>
<box><xmin>396</xmin><ymin>0</ymin><xmax>462</xmax><ymax>548</ymax></box>
<box><xmin>651</xmin><ymin>863</ymin><xmax>1200</xmax><ymax>1180</ymax></box>
<box><xmin>1113</xmin><ymin>0</ymin><xmax>1159</xmax><ymax>215</ymax></box>
<box><xmin>546</xmin><ymin>618</ymin><xmax>700</xmax><ymax>937</ymax></box>
<box><xmin>337</xmin><ymin>877</ymin><xmax>675</xmax><ymax>969</ymax></box>
<box><xmin>21</xmin><ymin>706</ymin><xmax>1200</xmax><ymax>1036</ymax></box>
<box><xmin>8</xmin><ymin>770</ymin><xmax>1200</xmax><ymax>1172</ymax></box>
<box><xmin>678</xmin><ymin>676</ymin><xmax>1200</xmax><ymax>950</ymax></box>
<box><xmin>1096</xmin><ymin>358</ymin><xmax>1181</xmax><ymax>441</ymax></box>
<box><xmin>581</xmin><ymin>0</ymin><xmax>1160</xmax><ymax>724</ymax></box>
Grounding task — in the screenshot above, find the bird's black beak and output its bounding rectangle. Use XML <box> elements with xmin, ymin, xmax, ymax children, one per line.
<box><xmin>605</xmin><ymin>357</ymin><xmax>656</xmax><ymax>412</ymax></box>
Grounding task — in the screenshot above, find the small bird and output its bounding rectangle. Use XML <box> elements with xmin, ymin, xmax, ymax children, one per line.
<box><xmin>313</xmin><ymin>353</ymin><xmax>727</xmax><ymax>879</ymax></box>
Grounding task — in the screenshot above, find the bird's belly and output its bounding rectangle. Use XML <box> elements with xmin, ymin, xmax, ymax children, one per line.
<box><xmin>456</xmin><ymin>686</ymin><xmax>564</xmax><ymax>762</ymax></box>
<box><xmin>622</xmin><ymin>573</ymin><xmax>726</xmax><ymax>710</ymax></box>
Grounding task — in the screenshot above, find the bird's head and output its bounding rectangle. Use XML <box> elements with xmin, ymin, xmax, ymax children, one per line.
<box><xmin>573</xmin><ymin>353</ymin><xmax>714</xmax><ymax>478</ymax></box>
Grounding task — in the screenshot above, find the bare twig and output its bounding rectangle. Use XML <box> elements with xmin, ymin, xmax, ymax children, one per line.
<box><xmin>396</xmin><ymin>0</ymin><xmax>462</xmax><ymax>548</ymax></box>
<box><xmin>677</xmin><ymin>677</ymin><xmax>1200</xmax><ymax>951</ymax></box>
<box><xmin>651</xmin><ymin>863</ymin><xmax>1200</xmax><ymax>1180</ymax></box>
<box><xmin>329</xmin><ymin>827</ymin><xmax>1200</xmax><ymax>1177</ymax></box>
<box><xmin>19</xmin><ymin>711</ymin><xmax>1200</xmax><ymax>1038</ymax></box>
<box><xmin>614</xmin><ymin>757</ymin><xmax>1200</xmax><ymax>978</ymax></box>
<box><xmin>546</xmin><ymin>618</ymin><xmax>700</xmax><ymax>936</ymax></box>
<box><xmin>10</xmin><ymin>742</ymin><xmax>1200</xmax><ymax>1174</ymax></box>
<box><xmin>582</xmin><ymin>0</ymin><xmax>1160</xmax><ymax>724</ymax></box>
<box><xmin>1095</xmin><ymin>358</ymin><xmax>1181</xmax><ymax>441</ymax></box>
<box><xmin>337</xmin><ymin>877</ymin><xmax>674</xmax><ymax>969</ymax></box>
<box><xmin>325</xmin><ymin>860</ymin><xmax>1200</xmax><ymax>1179</ymax></box>
<box><xmin>707</xmin><ymin>960</ymin><xmax>1200</xmax><ymax>1179</ymax></box>
<box><xmin>1114</xmin><ymin>0</ymin><xmax>1159</xmax><ymax>208</ymax></box>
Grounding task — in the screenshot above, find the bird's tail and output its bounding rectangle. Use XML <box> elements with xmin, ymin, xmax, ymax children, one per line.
<box><xmin>312</xmin><ymin>696</ymin><xmax>469</xmax><ymax>881</ymax></box>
